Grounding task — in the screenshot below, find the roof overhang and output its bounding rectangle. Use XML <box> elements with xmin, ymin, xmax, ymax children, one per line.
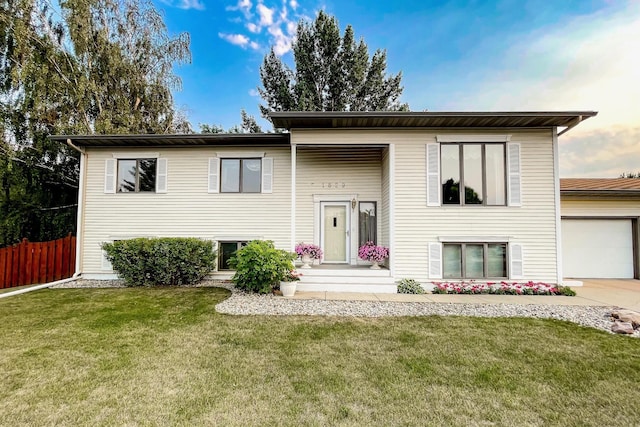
<box><xmin>269</xmin><ymin>111</ymin><xmax>597</xmax><ymax>134</ymax></box>
<box><xmin>560</xmin><ymin>178</ymin><xmax>640</xmax><ymax>198</ymax></box>
<box><xmin>49</xmin><ymin>133</ymin><xmax>290</xmax><ymax>147</ymax></box>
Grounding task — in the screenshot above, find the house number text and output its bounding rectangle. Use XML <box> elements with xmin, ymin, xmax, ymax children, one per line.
<box><xmin>321</xmin><ymin>182</ymin><xmax>346</xmax><ymax>188</ymax></box>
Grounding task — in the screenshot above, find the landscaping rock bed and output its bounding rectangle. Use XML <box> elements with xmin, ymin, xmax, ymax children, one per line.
<box><xmin>217</xmin><ymin>289</ymin><xmax>640</xmax><ymax>338</ymax></box>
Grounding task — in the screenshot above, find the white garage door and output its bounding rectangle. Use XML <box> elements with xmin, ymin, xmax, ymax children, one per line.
<box><xmin>562</xmin><ymin>219</ymin><xmax>634</xmax><ymax>278</ymax></box>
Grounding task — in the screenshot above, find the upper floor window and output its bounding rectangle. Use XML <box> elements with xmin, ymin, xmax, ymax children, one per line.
<box><xmin>117</xmin><ymin>159</ymin><xmax>157</xmax><ymax>193</ymax></box>
<box><xmin>441</xmin><ymin>143</ymin><xmax>506</xmax><ymax>206</ymax></box>
<box><xmin>221</xmin><ymin>158</ymin><xmax>261</xmax><ymax>193</ymax></box>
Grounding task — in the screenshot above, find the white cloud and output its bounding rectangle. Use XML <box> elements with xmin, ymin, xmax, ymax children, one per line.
<box><xmin>246</xmin><ymin>22</ymin><xmax>260</xmax><ymax>33</ymax></box>
<box><xmin>223</xmin><ymin>0</ymin><xmax>302</xmax><ymax>56</ymax></box>
<box><xmin>219</xmin><ymin>33</ymin><xmax>251</xmax><ymax>47</ymax></box>
<box><xmin>249</xmin><ymin>88</ymin><xmax>260</xmax><ymax>97</ymax></box>
<box><xmin>257</xmin><ymin>3</ymin><xmax>275</xmax><ymax>26</ymax></box>
<box><xmin>160</xmin><ymin>0</ymin><xmax>205</xmax><ymax>10</ymax></box>
<box><xmin>226</xmin><ymin>0</ymin><xmax>253</xmax><ymax>19</ymax></box>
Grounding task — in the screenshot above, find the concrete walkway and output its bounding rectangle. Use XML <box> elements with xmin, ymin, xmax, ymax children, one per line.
<box><xmin>292</xmin><ymin>279</ymin><xmax>640</xmax><ymax>311</ymax></box>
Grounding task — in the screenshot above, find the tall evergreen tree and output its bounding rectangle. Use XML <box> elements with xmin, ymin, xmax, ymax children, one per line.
<box><xmin>0</xmin><ymin>0</ymin><xmax>191</xmax><ymax>246</ymax></box>
<box><xmin>258</xmin><ymin>11</ymin><xmax>408</xmax><ymax>122</ymax></box>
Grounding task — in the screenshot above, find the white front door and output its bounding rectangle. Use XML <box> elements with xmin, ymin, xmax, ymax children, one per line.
<box><xmin>321</xmin><ymin>202</ymin><xmax>350</xmax><ymax>263</ymax></box>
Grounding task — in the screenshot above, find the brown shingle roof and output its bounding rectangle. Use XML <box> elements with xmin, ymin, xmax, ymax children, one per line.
<box><xmin>561</xmin><ymin>178</ymin><xmax>640</xmax><ymax>195</ymax></box>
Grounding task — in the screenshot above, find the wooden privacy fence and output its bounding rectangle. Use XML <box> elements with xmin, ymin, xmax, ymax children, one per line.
<box><xmin>0</xmin><ymin>234</ymin><xmax>76</xmax><ymax>289</ymax></box>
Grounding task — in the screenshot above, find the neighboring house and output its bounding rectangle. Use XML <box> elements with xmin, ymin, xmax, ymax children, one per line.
<box><xmin>52</xmin><ymin>111</ymin><xmax>596</xmax><ymax>292</ymax></box>
<box><xmin>561</xmin><ymin>178</ymin><xmax>640</xmax><ymax>280</ymax></box>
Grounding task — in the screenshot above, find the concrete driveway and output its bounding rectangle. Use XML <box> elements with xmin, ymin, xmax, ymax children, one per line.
<box><xmin>575</xmin><ymin>279</ymin><xmax>640</xmax><ymax>311</ymax></box>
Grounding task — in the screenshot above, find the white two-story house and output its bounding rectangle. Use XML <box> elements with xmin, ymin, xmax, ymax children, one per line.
<box><xmin>53</xmin><ymin>111</ymin><xmax>596</xmax><ymax>292</ymax></box>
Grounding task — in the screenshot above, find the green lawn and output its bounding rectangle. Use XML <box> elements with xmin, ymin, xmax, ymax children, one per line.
<box><xmin>1</xmin><ymin>288</ymin><xmax>639</xmax><ymax>426</ymax></box>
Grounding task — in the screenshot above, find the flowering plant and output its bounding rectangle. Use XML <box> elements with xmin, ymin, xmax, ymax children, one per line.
<box><xmin>358</xmin><ymin>241</ymin><xmax>389</xmax><ymax>263</ymax></box>
<box><xmin>281</xmin><ymin>270</ymin><xmax>302</xmax><ymax>282</ymax></box>
<box><xmin>431</xmin><ymin>281</ymin><xmax>575</xmax><ymax>296</ymax></box>
<box><xmin>295</xmin><ymin>243</ymin><xmax>323</xmax><ymax>259</ymax></box>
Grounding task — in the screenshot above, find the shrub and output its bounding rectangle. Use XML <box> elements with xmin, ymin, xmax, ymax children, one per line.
<box><xmin>558</xmin><ymin>286</ymin><xmax>576</xmax><ymax>296</ymax></box>
<box><xmin>229</xmin><ymin>240</ymin><xmax>297</xmax><ymax>294</ymax></box>
<box><xmin>397</xmin><ymin>278</ymin><xmax>425</xmax><ymax>294</ymax></box>
<box><xmin>101</xmin><ymin>238</ymin><xmax>216</xmax><ymax>286</ymax></box>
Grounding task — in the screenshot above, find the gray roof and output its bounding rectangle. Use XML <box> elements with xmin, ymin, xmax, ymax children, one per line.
<box><xmin>49</xmin><ymin>133</ymin><xmax>290</xmax><ymax>147</ymax></box>
<box><xmin>269</xmin><ymin>111</ymin><xmax>597</xmax><ymax>132</ymax></box>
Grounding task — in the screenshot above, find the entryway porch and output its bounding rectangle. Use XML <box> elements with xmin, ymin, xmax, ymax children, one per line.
<box><xmin>296</xmin><ymin>264</ymin><xmax>396</xmax><ymax>293</ymax></box>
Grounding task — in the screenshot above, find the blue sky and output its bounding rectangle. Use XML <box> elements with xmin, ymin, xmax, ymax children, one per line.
<box><xmin>154</xmin><ymin>0</ymin><xmax>640</xmax><ymax>177</ymax></box>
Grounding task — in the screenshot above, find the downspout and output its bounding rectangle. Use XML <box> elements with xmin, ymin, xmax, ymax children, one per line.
<box><xmin>67</xmin><ymin>139</ymin><xmax>86</xmax><ymax>279</ymax></box>
<box><xmin>291</xmin><ymin>143</ymin><xmax>297</xmax><ymax>251</ymax></box>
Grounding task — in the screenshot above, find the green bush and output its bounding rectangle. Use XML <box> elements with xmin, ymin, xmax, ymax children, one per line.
<box><xmin>558</xmin><ymin>286</ymin><xmax>576</xmax><ymax>296</ymax></box>
<box><xmin>229</xmin><ymin>240</ymin><xmax>297</xmax><ymax>294</ymax></box>
<box><xmin>397</xmin><ymin>278</ymin><xmax>425</xmax><ymax>294</ymax></box>
<box><xmin>101</xmin><ymin>238</ymin><xmax>216</xmax><ymax>286</ymax></box>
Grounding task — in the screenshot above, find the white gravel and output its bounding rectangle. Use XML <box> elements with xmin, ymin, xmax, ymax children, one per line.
<box><xmin>52</xmin><ymin>279</ymin><xmax>638</xmax><ymax>337</ymax></box>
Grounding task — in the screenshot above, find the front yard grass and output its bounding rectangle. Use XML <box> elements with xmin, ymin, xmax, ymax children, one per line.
<box><xmin>1</xmin><ymin>287</ymin><xmax>639</xmax><ymax>426</ymax></box>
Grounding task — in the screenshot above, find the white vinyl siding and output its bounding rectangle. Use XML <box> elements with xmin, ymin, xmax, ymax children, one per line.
<box><xmin>291</xmin><ymin>129</ymin><xmax>557</xmax><ymax>283</ymax></box>
<box><xmin>81</xmin><ymin>147</ymin><xmax>291</xmax><ymax>274</ymax></box>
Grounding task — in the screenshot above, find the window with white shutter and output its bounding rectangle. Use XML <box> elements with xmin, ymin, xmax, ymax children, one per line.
<box><xmin>509</xmin><ymin>243</ymin><xmax>524</xmax><ymax>279</ymax></box>
<box><xmin>262</xmin><ymin>157</ymin><xmax>273</xmax><ymax>193</ymax></box>
<box><xmin>428</xmin><ymin>242</ymin><xmax>443</xmax><ymax>279</ymax></box>
<box><xmin>507</xmin><ymin>143</ymin><xmax>521</xmax><ymax>206</ymax></box>
<box><xmin>208</xmin><ymin>157</ymin><xmax>220</xmax><ymax>193</ymax></box>
<box><xmin>156</xmin><ymin>158</ymin><xmax>168</xmax><ymax>193</ymax></box>
<box><xmin>104</xmin><ymin>159</ymin><xmax>116</xmax><ymax>194</ymax></box>
<box><xmin>426</xmin><ymin>144</ymin><xmax>440</xmax><ymax>206</ymax></box>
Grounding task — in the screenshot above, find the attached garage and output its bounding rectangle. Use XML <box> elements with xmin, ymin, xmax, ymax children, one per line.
<box><xmin>562</xmin><ymin>218</ymin><xmax>634</xmax><ymax>278</ymax></box>
<box><xmin>561</xmin><ymin>179</ymin><xmax>640</xmax><ymax>280</ymax></box>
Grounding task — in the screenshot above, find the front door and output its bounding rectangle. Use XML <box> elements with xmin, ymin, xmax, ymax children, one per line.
<box><xmin>321</xmin><ymin>202</ymin><xmax>350</xmax><ymax>263</ymax></box>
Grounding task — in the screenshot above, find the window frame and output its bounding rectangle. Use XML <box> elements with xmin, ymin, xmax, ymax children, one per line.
<box><xmin>117</xmin><ymin>158</ymin><xmax>157</xmax><ymax>193</ymax></box>
<box><xmin>442</xmin><ymin>242</ymin><xmax>509</xmax><ymax>279</ymax></box>
<box><xmin>218</xmin><ymin>241</ymin><xmax>248</xmax><ymax>271</ymax></box>
<box><xmin>441</xmin><ymin>142</ymin><xmax>507</xmax><ymax>206</ymax></box>
<box><xmin>358</xmin><ymin>201</ymin><xmax>377</xmax><ymax>246</ymax></box>
<box><xmin>220</xmin><ymin>158</ymin><xmax>262</xmax><ymax>193</ymax></box>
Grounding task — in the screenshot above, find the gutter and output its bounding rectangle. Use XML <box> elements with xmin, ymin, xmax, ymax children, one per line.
<box><xmin>66</xmin><ymin>138</ymin><xmax>86</xmax><ymax>279</ymax></box>
<box><xmin>0</xmin><ymin>278</ymin><xmax>77</xmax><ymax>299</ymax></box>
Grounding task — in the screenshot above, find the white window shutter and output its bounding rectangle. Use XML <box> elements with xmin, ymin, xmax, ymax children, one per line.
<box><xmin>426</xmin><ymin>144</ymin><xmax>440</xmax><ymax>206</ymax></box>
<box><xmin>208</xmin><ymin>157</ymin><xmax>220</xmax><ymax>193</ymax></box>
<box><xmin>507</xmin><ymin>143</ymin><xmax>521</xmax><ymax>206</ymax></box>
<box><xmin>104</xmin><ymin>159</ymin><xmax>116</xmax><ymax>194</ymax></box>
<box><xmin>428</xmin><ymin>242</ymin><xmax>443</xmax><ymax>279</ymax></box>
<box><xmin>262</xmin><ymin>157</ymin><xmax>273</xmax><ymax>193</ymax></box>
<box><xmin>156</xmin><ymin>158</ymin><xmax>168</xmax><ymax>193</ymax></box>
<box><xmin>510</xmin><ymin>243</ymin><xmax>524</xmax><ymax>279</ymax></box>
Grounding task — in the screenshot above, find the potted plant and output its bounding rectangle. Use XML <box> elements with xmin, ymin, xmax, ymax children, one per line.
<box><xmin>280</xmin><ymin>269</ymin><xmax>302</xmax><ymax>297</ymax></box>
<box><xmin>295</xmin><ymin>243</ymin><xmax>323</xmax><ymax>268</ymax></box>
<box><xmin>358</xmin><ymin>241</ymin><xmax>389</xmax><ymax>269</ymax></box>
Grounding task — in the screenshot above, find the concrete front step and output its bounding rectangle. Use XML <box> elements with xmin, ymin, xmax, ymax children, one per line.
<box><xmin>297</xmin><ymin>267</ymin><xmax>391</xmax><ymax>277</ymax></box>
<box><xmin>296</xmin><ymin>282</ymin><xmax>397</xmax><ymax>293</ymax></box>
